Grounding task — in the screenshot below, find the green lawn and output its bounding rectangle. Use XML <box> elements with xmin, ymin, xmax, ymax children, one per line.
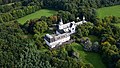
<box><xmin>70</xmin><ymin>43</ymin><xmax>106</xmax><ymax>68</ymax></box>
<box><xmin>17</xmin><ymin>9</ymin><xmax>57</xmax><ymax>24</ymax></box>
<box><xmin>97</xmin><ymin>5</ymin><xmax>120</xmax><ymax>19</ymax></box>
<box><xmin>114</xmin><ymin>23</ymin><xmax>120</xmax><ymax>28</ymax></box>
<box><xmin>88</xmin><ymin>35</ymin><xmax>99</xmax><ymax>42</ymax></box>
<box><xmin>1</xmin><ymin>3</ymin><xmax>14</xmax><ymax>6</ymax></box>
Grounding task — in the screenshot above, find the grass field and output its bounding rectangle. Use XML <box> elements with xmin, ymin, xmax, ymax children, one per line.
<box><xmin>17</xmin><ymin>9</ymin><xmax>57</xmax><ymax>24</ymax></box>
<box><xmin>97</xmin><ymin>5</ymin><xmax>120</xmax><ymax>19</ymax></box>
<box><xmin>114</xmin><ymin>23</ymin><xmax>120</xmax><ymax>28</ymax></box>
<box><xmin>88</xmin><ymin>35</ymin><xmax>99</xmax><ymax>42</ymax></box>
<box><xmin>70</xmin><ymin>43</ymin><xmax>106</xmax><ymax>68</ymax></box>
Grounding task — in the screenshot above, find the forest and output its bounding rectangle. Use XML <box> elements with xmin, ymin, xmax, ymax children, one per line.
<box><xmin>0</xmin><ymin>0</ymin><xmax>120</xmax><ymax>68</ymax></box>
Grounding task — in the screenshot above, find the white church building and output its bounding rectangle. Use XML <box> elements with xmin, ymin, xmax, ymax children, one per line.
<box><xmin>44</xmin><ymin>16</ymin><xmax>87</xmax><ymax>48</ymax></box>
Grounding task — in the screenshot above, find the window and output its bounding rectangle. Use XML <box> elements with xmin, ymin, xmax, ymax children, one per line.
<box><xmin>72</xmin><ymin>28</ymin><xmax>74</xmax><ymax>30</ymax></box>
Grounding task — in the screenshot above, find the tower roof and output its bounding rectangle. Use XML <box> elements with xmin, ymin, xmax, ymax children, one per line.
<box><xmin>59</xmin><ymin>18</ymin><xmax>63</xmax><ymax>25</ymax></box>
<box><xmin>83</xmin><ymin>16</ymin><xmax>85</xmax><ymax>20</ymax></box>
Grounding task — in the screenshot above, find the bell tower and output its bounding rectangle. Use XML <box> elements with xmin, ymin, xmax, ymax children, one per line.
<box><xmin>59</xmin><ymin>18</ymin><xmax>63</xmax><ymax>25</ymax></box>
<box><xmin>83</xmin><ymin>16</ymin><xmax>85</xmax><ymax>21</ymax></box>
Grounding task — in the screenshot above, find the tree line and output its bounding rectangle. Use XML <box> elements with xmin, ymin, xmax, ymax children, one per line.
<box><xmin>0</xmin><ymin>0</ymin><xmax>43</xmax><ymax>23</ymax></box>
<box><xmin>0</xmin><ymin>0</ymin><xmax>120</xmax><ymax>23</ymax></box>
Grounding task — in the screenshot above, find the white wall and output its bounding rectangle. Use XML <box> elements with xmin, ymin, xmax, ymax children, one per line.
<box><xmin>44</xmin><ymin>36</ymin><xmax>70</xmax><ymax>48</ymax></box>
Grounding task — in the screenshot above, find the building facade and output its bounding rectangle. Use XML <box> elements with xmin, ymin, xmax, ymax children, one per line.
<box><xmin>44</xmin><ymin>33</ymin><xmax>70</xmax><ymax>48</ymax></box>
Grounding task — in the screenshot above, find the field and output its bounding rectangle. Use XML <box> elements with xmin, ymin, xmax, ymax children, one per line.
<box><xmin>97</xmin><ymin>5</ymin><xmax>120</xmax><ymax>19</ymax></box>
<box><xmin>17</xmin><ymin>9</ymin><xmax>57</xmax><ymax>24</ymax></box>
<box><xmin>70</xmin><ymin>43</ymin><xmax>106</xmax><ymax>68</ymax></box>
<box><xmin>88</xmin><ymin>35</ymin><xmax>99</xmax><ymax>42</ymax></box>
<box><xmin>114</xmin><ymin>23</ymin><xmax>120</xmax><ymax>28</ymax></box>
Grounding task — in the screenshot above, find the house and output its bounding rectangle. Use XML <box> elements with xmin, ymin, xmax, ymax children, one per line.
<box><xmin>44</xmin><ymin>16</ymin><xmax>87</xmax><ymax>48</ymax></box>
<box><xmin>44</xmin><ymin>33</ymin><xmax>70</xmax><ymax>48</ymax></box>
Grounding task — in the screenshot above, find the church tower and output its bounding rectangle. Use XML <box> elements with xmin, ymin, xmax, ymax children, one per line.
<box><xmin>59</xmin><ymin>18</ymin><xmax>63</xmax><ymax>25</ymax></box>
<box><xmin>83</xmin><ymin>16</ymin><xmax>85</xmax><ymax>21</ymax></box>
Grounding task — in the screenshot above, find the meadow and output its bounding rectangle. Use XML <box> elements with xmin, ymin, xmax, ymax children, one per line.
<box><xmin>114</xmin><ymin>24</ymin><xmax>120</xmax><ymax>28</ymax></box>
<box><xmin>97</xmin><ymin>5</ymin><xmax>120</xmax><ymax>19</ymax></box>
<box><xmin>70</xmin><ymin>43</ymin><xmax>106</xmax><ymax>68</ymax></box>
<box><xmin>17</xmin><ymin>9</ymin><xmax>57</xmax><ymax>24</ymax></box>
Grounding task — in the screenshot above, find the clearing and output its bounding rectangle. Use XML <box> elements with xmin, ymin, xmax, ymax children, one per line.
<box><xmin>17</xmin><ymin>9</ymin><xmax>57</xmax><ymax>24</ymax></box>
<box><xmin>88</xmin><ymin>35</ymin><xmax>99</xmax><ymax>42</ymax></box>
<box><xmin>70</xmin><ymin>43</ymin><xmax>106</xmax><ymax>68</ymax></box>
<box><xmin>97</xmin><ymin>5</ymin><xmax>120</xmax><ymax>19</ymax></box>
<box><xmin>114</xmin><ymin>23</ymin><xmax>120</xmax><ymax>28</ymax></box>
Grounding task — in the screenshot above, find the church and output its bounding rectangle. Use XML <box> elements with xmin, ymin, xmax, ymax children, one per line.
<box><xmin>44</xmin><ymin>16</ymin><xmax>87</xmax><ymax>48</ymax></box>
